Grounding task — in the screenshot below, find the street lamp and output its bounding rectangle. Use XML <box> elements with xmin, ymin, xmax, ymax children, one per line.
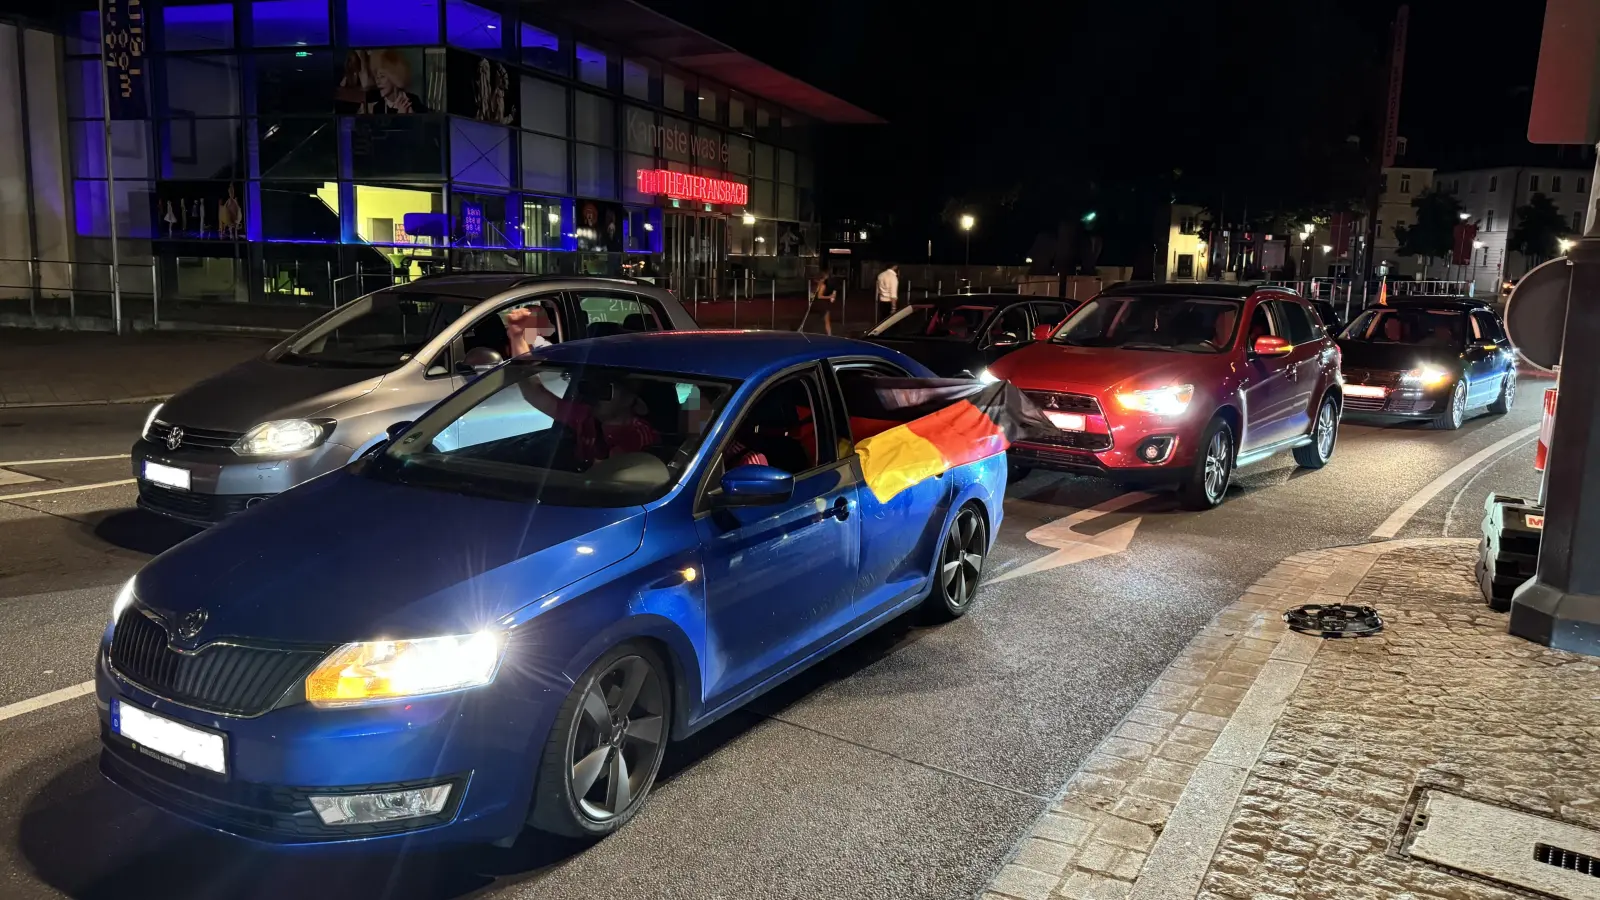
<box><xmin>1459</xmin><ymin>212</ymin><xmax>1471</xmax><ymax>221</ymax></box>
<box><xmin>742</xmin><ymin>212</ymin><xmax>756</xmax><ymax>226</ymax></box>
<box><xmin>959</xmin><ymin>214</ymin><xmax>975</xmax><ymax>267</ymax></box>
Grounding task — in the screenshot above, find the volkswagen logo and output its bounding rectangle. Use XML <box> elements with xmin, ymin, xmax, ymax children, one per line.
<box><xmin>165</xmin><ymin>426</ymin><xmax>185</xmax><ymax>451</ymax></box>
<box><xmin>174</xmin><ymin>608</ymin><xmax>208</xmax><ymax>641</ymax></box>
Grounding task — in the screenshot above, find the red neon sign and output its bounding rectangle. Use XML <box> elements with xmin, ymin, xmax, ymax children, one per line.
<box><xmin>636</xmin><ymin>169</ymin><xmax>749</xmax><ymax>206</ymax></box>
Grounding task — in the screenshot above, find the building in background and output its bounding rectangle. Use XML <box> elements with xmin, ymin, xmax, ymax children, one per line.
<box><xmin>0</xmin><ymin>0</ymin><xmax>879</xmax><ymax>330</ymax></box>
<box><xmin>1435</xmin><ymin>162</ymin><xmax>1590</xmax><ymax>295</ymax></box>
<box><xmin>1156</xmin><ymin>204</ymin><xmax>1209</xmax><ymax>282</ymax></box>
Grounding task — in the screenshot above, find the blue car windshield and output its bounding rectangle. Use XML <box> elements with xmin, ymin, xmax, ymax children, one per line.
<box><xmin>363</xmin><ymin>360</ymin><xmax>736</xmax><ymax>507</ymax></box>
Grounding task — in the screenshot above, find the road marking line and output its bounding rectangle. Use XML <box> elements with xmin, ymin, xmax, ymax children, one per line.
<box><xmin>0</xmin><ymin>681</ymin><xmax>94</xmax><ymax>723</ymax></box>
<box><xmin>991</xmin><ymin>491</ymin><xmax>1154</xmax><ymax>584</ymax></box>
<box><xmin>0</xmin><ymin>479</ymin><xmax>136</xmax><ymax>501</ymax></box>
<box><xmin>0</xmin><ymin>454</ymin><xmax>130</xmax><ymax>466</ymax></box>
<box><xmin>1370</xmin><ymin>424</ymin><xmax>1539</xmax><ymax>540</ymax></box>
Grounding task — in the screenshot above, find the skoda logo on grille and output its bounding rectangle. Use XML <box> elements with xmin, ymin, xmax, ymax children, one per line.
<box><xmin>174</xmin><ymin>608</ymin><xmax>208</xmax><ymax>641</ymax></box>
<box><xmin>165</xmin><ymin>426</ymin><xmax>185</xmax><ymax>451</ymax></box>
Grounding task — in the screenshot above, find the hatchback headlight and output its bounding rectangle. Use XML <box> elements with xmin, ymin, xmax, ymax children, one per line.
<box><xmin>976</xmin><ymin>368</ymin><xmax>1000</xmax><ymax>384</ymax></box>
<box><xmin>112</xmin><ymin>576</ymin><xmax>137</xmax><ymax>623</ymax></box>
<box><xmin>305</xmin><ymin>632</ymin><xmax>506</xmax><ymax>706</ymax></box>
<box><xmin>1115</xmin><ymin>384</ymin><xmax>1195</xmax><ymax>416</ymax></box>
<box><xmin>232</xmin><ymin>419</ymin><xmax>332</xmax><ymax>456</ymax></box>
<box><xmin>140</xmin><ymin>404</ymin><xmax>164</xmax><ymax>440</ymax></box>
<box><xmin>1400</xmin><ymin>365</ymin><xmax>1452</xmax><ymax>388</ymax></box>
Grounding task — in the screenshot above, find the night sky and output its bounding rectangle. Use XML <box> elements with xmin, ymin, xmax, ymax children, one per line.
<box><xmin>646</xmin><ymin>0</ymin><xmax>1550</xmax><ymax>267</ymax></box>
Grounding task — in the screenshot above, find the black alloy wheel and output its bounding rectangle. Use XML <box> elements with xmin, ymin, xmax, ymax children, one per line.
<box><xmin>530</xmin><ymin>644</ymin><xmax>671</xmax><ymax>838</ymax></box>
<box><xmin>1429</xmin><ymin>380</ymin><xmax>1468</xmax><ymax>430</ymax></box>
<box><xmin>1292</xmin><ymin>395</ymin><xmax>1339</xmax><ymax>469</ymax></box>
<box><xmin>1177</xmin><ymin>416</ymin><xmax>1234</xmax><ymax>510</ymax></box>
<box><xmin>1489</xmin><ymin>370</ymin><xmax>1517</xmax><ymax>415</ymax></box>
<box><xmin>922</xmin><ymin>504</ymin><xmax>988</xmax><ymax>622</ymax></box>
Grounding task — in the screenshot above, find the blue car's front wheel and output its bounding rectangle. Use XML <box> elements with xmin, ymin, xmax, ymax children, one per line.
<box><xmin>922</xmin><ymin>503</ymin><xmax>988</xmax><ymax>622</ymax></box>
<box><xmin>529</xmin><ymin>642</ymin><xmax>671</xmax><ymax>838</ymax></box>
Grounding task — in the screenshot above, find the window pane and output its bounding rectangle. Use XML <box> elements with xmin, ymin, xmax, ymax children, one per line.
<box><xmin>576</xmin><ymin>144</ymin><xmax>615</xmax><ymax>199</ymax></box>
<box><xmin>341</xmin><ymin>48</ymin><xmax>442</xmax><ymax>114</ymax></box>
<box><xmin>350</xmin><ymin>117</ymin><xmax>445</xmax><ymax>179</ymax></box>
<box><xmin>574</xmin><ymin>92</ymin><xmax>613</xmax><ymax>146</ymax></box>
<box><xmin>71</xmin><ymin>120</ymin><xmax>154</xmax><ymax>180</ymax></box>
<box><xmin>521</xmin><ymin>75</ymin><xmax>566</xmax><ymax>136</ymax></box>
<box><xmin>662</xmin><ymin>116</ymin><xmax>691</xmax><ymax>163</ymax></box>
<box><xmin>450</xmin><ymin>118</ymin><xmax>512</xmax><ymax>187</ymax></box>
<box><xmin>520</xmin><ymin>131</ymin><xmax>567</xmax><ymax>194</ymax></box>
<box><xmin>623</xmin><ymin>58</ymin><xmax>652</xmax><ymax>101</ymax></box>
<box><xmin>67</xmin><ymin>60</ymin><xmax>104</xmax><ymax>118</ymax></box>
<box><xmin>354</xmin><ymin>183</ymin><xmax>443</xmax><ymax>244</ymax></box>
<box><xmin>164</xmin><ymin>56</ymin><xmax>241</xmax><ymax>117</ymax></box>
<box><xmin>519</xmin><ymin>22</ymin><xmax>564</xmax><ymax>74</ymax></box>
<box><xmin>778</xmin><ymin>184</ymin><xmax>795</xmax><ymax>220</ymax></box>
<box><xmin>257</xmin><ymin>50</ymin><xmax>336</xmax><ymax>114</ymax></box>
<box><xmin>663</xmin><ymin>70</ymin><xmax>684</xmax><ymax>111</ymax></box>
<box><xmin>726</xmin><ymin>134</ymin><xmax>750</xmax><ymax>175</ymax></box>
<box><xmin>777</xmin><ymin>148</ymin><xmax>795</xmax><ymax>184</ymax></box>
<box><xmin>753</xmin><ymin>142</ymin><xmax>773</xmax><ymax>179</ymax></box>
<box><xmin>798</xmin><ymin>154</ymin><xmax>814</xmax><ymax>188</ymax></box>
<box><xmin>164</xmin><ymin>118</ymin><xmax>244</xmax><ymax>179</ymax></box>
<box><xmin>252</xmin><ymin>0</ymin><xmax>329</xmax><ymax>46</ymax></box>
<box><xmin>624</xmin><ymin>105</ymin><xmax>654</xmax><ymax>154</ymax></box>
<box><xmin>163</xmin><ymin>2</ymin><xmax>233</xmax><ymax>51</ymax></box>
<box><xmin>575</xmin><ymin>43</ymin><xmax>608</xmax><ymax>88</ymax></box>
<box><xmin>155</xmin><ymin>181</ymin><xmax>247</xmax><ymax>239</ymax></box>
<box><xmin>697</xmin><ymin>83</ymin><xmax>720</xmax><ymax>122</ymax></box>
<box><xmin>697</xmin><ymin>125</ymin><xmax>723</xmax><ymax>169</ymax></box>
<box><xmin>751</xmin><ymin>178</ymin><xmax>772</xmax><ymax>217</ymax></box>
<box><xmin>73</xmin><ymin>179</ymin><xmax>156</xmax><ymax>239</ymax></box>
<box><xmin>347</xmin><ymin>0</ymin><xmax>440</xmax><ymax>45</ymax></box>
<box><xmin>728</xmin><ymin>92</ymin><xmax>747</xmax><ymax>130</ymax></box>
<box><xmin>65</xmin><ymin>10</ymin><xmax>99</xmax><ymax>55</ymax></box>
<box><xmin>521</xmin><ymin>196</ymin><xmax>564</xmax><ymax>248</ymax></box>
<box><xmin>451</xmin><ymin>190</ymin><xmax>510</xmax><ymax>247</ymax></box>
<box><xmin>446</xmin><ymin>0</ymin><xmax>501</xmax><ymax>52</ymax></box>
<box><xmin>622</xmin><ymin>152</ymin><xmax>653</xmax><ymax>203</ymax></box>
<box><xmin>255</xmin><ymin>117</ymin><xmax>337</xmax><ymax>178</ymax></box>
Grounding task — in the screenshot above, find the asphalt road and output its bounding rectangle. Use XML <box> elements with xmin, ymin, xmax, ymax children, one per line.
<box><xmin>0</xmin><ymin>389</ymin><xmax>1547</xmax><ymax>900</ymax></box>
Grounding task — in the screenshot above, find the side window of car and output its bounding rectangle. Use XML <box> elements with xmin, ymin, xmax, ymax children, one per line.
<box><xmin>832</xmin><ymin>362</ymin><xmax>911</xmax><ymax>445</ymax></box>
<box><xmin>1246</xmin><ymin>301</ymin><xmax>1276</xmax><ymax>345</ymax></box>
<box><xmin>988</xmin><ymin>306</ymin><xmax>1031</xmax><ymax>345</ymax></box>
<box><xmin>1473</xmin><ymin>311</ymin><xmax>1505</xmax><ymax>343</ymax></box>
<box><xmin>434</xmin><ymin>296</ymin><xmax>560</xmax><ymax>376</ymax></box>
<box><xmin>570</xmin><ymin>291</ymin><xmax>664</xmax><ymax>340</ymax></box>
<box><xmin>1031</xmin><ymin>302</ymin><xmax>1071</xmax><ymax>332</ymax></box>
<box><xmin>1271</xmin><ymin>301</ymin><xmax>1317</xmax><ymax>345</ymax></box>
<box><xmin>717</xmin><ymin>371</ymin><xmax>828</xmax><ymax>481</ymax></box>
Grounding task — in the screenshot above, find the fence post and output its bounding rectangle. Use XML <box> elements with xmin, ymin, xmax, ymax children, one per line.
<box><xmin>27</xmin><ymin>259</ymin><xmax>35</xmax><ymax>322</ymax></box>
<box><xmin>841</xmin><ymin>280</ymin><xmax>848</xmax><ymax>332</ymax></box>
<box><xmin>770</xmin><ymin>279</ymin><xmax>776</xmax><ymax>329</ymax></box>
<box><xmin>151</xmin><ymin>262</ymin><xmax>159</xmax><ymax>328</ymax></box>
<box><xmin>733</xmin><ymin>281</ymin><xmax>739</xmax><ymax>329</ymax></box>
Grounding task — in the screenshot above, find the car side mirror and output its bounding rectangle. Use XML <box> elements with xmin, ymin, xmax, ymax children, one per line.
<box><xmin>362</xmin><ymin>420</ymin><xmax>412</xmax><ymax>458</ymax></box>
<box><xmin>991</xmin><ymin>331</ymin><xmax>1020</xmax><ymax>347</ymax></box>
<box><xmin>386</xmin><ymin>421</ymin><xmax>413</xmax><ymax>442</ymax></box>
<box><xmin>1251</xmin><ymin>335</ymin><xmax>1293</xmax><ymax>357</ymax></box>
<box><xmin>460</xmin><ymin>346</ymin><xmax>503</xmax><ymax>373</ymax></box>
<box><xmin>1033</xmin><ymin>324</ymin><xmax>1054</xmax><ymax>342</ymax></box>
<box><xmin>715</xmin><ymin>464</ymin><xmax>794</xmax><ymax>507</ymax></box>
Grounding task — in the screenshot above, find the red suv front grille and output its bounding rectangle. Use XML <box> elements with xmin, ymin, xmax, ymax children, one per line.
<box><xmin>1020</xmin><ymin>390</ymin><xmax>1112</xmax><ymax>452</ymax></box>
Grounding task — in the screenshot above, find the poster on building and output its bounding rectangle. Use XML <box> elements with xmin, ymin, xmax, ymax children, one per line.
<box><xmin>446</xmin><ymin>50</ymin><xmax>519</xmax><ymax>127</ymax></box>
<box><xmin>574</xmin><ymin>200</ymin><xmax>625</xmax><ymax>252</ymax></box>
<box><xmin>336</xmin><ymin>48</ymin><xmax>443</xmax><ymax>114</ymax></box>
<box><xmin>156</xmin><ymin>181</ymin><xmax>246</xmax><ymax>241</ymax></box>
<box><xmin>452</xmin><ymin>193</ymin><xmax>510</xmax><ymax>247</ymax></box>
<box><xmin>777</xmin><ymin>223</ymin><xmax>805</xmax><ymax>257</ymax></box>
<box><xmin>101</xmin><ymin>0</ymin><xmax>148</xmax><ymax>119</ymax></box>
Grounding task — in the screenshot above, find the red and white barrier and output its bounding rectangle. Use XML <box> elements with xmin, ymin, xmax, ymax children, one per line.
<box><xmin>1535</xmin><ymin>387</ymin><xmax>1558</xmax><ymax>472</ymax></box>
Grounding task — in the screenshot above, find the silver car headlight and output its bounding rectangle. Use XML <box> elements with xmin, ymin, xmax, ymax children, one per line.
<box><xmin>232</xmin><ymin>419</ymin><xmax>333</xmax><ymax>456</ymax></box>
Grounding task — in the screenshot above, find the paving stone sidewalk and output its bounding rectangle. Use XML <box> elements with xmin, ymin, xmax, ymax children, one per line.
<box><xmin>0</xmin><ymin>329</ymin><xmax>272</xmax><ymax>407</ymax></box>
<box><xmin>985</xmin><ymin>538</ymin><xmax>1600</xmax><ymax>900</ymax></box>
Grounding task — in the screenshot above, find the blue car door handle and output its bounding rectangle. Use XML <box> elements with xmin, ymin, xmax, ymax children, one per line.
<box><xmin>823</xmin><ymin>496</ymin><xmax>850</xmax><ymax>521</ymax></box>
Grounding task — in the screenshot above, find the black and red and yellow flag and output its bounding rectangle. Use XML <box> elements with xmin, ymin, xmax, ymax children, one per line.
<box><xmin>841</xmin><ymin>378</ymin><xmax>1049</xmax><ymax>502</ymax></box>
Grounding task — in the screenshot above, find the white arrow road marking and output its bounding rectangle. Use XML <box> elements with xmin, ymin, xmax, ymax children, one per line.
<box><xmin>990</xmin><ymin>491</ymin><xmax>1155</xmax><ymax>584</ymax></box>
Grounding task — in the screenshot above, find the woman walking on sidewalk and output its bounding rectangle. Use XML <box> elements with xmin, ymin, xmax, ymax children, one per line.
<box><xmin>803</xmin><ymin>273</ymin><xmax>836</xmax><ymax>335</ymax></box>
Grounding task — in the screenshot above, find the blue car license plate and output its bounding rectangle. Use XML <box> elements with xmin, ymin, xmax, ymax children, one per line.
<box><xmin>112</xmin><ymin>699</ymin><xmax>227</xmax><ymax>775</ymax></box>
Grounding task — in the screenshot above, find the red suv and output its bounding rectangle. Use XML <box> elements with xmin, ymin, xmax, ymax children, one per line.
<box><xmin>985</xmin><ymin>283</ymin><xmax>1342</xmax><ymax>509</ymax></box>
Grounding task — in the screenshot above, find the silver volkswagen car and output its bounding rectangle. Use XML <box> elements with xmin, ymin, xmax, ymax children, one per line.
<box><xmin>131</xmin><ymin>274</ymin><xmax>697</xmax><ymax>525</ymax></box>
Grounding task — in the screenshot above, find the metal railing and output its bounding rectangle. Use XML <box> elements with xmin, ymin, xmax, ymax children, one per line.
<box><xmin>0</xmin><ymin>258</ymin><xmax>158</xmax><ymax>331</ymax></box>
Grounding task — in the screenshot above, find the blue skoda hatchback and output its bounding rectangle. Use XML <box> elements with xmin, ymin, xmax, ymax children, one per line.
<box><xmin>96</xmin><ymin>332</ymin><xmax>1006</xmax><ymax>847</ymax></box>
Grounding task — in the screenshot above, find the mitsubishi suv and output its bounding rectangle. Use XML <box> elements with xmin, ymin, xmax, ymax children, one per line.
<box><xmin>984</xmin><ymin>283</ymin><xmax>1343</xmax><ymax>509</ymax></box>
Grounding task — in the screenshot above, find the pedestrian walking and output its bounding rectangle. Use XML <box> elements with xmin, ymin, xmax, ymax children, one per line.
<box><xmin>875</xmin><ymin>263</ymin><xmax>900</xmax><ymax>323</ymax></box>
<box><xmin>800</xmin><ymin>273</ymin><xmax>836</xmax><ymax>335</ymax></box>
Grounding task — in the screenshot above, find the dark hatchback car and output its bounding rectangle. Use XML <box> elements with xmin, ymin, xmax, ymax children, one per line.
<box><xmin>1337</xmin><ymin>298</ymin><xmax>1517</xmax><ymax>429</ymax></box>
<box><xmin>863</xmin><ymin>294</ymin><xmax>1079</xmax><ymax>377</ymax></box>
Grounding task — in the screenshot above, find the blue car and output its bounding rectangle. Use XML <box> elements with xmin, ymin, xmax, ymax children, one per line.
<box><xmin>96</xmin><ymin>332</ymin><xmax>1006</xmax><ymax>847</ymax></box>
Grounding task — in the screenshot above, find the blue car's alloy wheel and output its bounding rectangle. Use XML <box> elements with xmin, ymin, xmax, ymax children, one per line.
<box><xmin>922</xmin><ymin>504</ymin><xmax>987</xmax><ymax>622</ymax></box>
<box><xmin>531</xmin><ymin>643</ymin><xmax>670</xmax><ymax>837</ymax></box>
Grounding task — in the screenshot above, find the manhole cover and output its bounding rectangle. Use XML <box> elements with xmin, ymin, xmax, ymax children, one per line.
<box><xmin>1283</xmin><ymin>603</ymin><xmax>1383</xmax><ymax>637</ymax></box>
<box><xmin>1401</xmin><ymin>789</ymin><xmax>1600</xmax><ymax>900</ymax></box>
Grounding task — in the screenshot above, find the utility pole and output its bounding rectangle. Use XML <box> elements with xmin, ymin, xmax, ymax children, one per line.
<box><xmin>1364</xmin><ymin>5</ymin><xmax>1409</xmax><ymax>291</ymax></box>
<box><xmin>1508</xmin><ymin>0</ymin><xmax>1600</xmax><ymax>654</ymax></box>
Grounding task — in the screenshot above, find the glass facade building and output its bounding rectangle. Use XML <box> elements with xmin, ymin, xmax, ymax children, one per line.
<box><xmin>0</xmin><ymin>0</ymin><xmax>877</xmax><ymax>325</ymax></box>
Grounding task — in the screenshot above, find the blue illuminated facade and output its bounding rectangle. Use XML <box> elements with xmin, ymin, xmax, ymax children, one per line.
<box><xmin>56</xmin><ymin>0</ymin><xmax>826</xmax><ymax>310</ymax></box>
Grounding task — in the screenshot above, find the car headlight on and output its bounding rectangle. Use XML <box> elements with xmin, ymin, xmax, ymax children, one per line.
<box><xmin>232</xmin><ymin>418</ymin><xmax>332</xmax><ymax>456</ymax></box>
<box><xmin>112</xmin><ymin>576</ymin><xmax>137</xmax><ymax>623</ymax></box>
<box><xmin>141</xmin><ymin>403</ymin><xmax>164</xmax><ymax>440</ymax></box>
<box><xmin>305</xmin><ymin>632</ymin><xmax>507</xmax><ymax>706</ymax></box>
<box><xmin>1400</xmin><ymin>365</ymin><xmax>1452</xmax><ymax>388</ymax></box>
<box><xmin>1115</xmin><ymin>384</ymin><xmax>1195</xmax><ymax>416</ymax></box>
<box><xmin>976</xmin><ymin>368</ymin><xmax>1000</xmax><ymax>384</ymax></box>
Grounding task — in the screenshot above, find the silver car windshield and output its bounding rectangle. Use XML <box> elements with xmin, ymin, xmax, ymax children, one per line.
<box><xmin>363</xmin><ymin>361</ymin><xmax>736</xmax><ymax>507</ymax></box>
<box><xmin>271</xmin><ymin>292</ymin><xmax>475</xmax><ymax>369</ymax></box>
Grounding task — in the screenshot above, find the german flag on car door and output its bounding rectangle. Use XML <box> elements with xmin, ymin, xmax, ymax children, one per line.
<box><xmin>841</xmin><ymin>378</ymin><xmax>1049</xmax><ymax>502</ymax></box>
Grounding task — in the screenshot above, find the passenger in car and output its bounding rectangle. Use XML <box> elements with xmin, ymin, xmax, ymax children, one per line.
<box><xmin>505</xmin><ymin>306</ymin><xmax>555</xmax><ymax>356</ymax></box>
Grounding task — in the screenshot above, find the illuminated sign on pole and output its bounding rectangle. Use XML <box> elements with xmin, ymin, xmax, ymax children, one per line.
<box><xmin>635</xmin><ymin>169</ymin><xmax>749</xmax><ymax>206</ymax></box>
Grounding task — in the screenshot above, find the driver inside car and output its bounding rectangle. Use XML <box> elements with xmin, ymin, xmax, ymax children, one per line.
<box><xmin>517</xmin><ymin>374</ymin><xmax>658</xmax><ymax>468</ymax></box>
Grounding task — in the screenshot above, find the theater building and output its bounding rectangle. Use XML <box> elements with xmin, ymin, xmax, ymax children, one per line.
<box><xmin>0</xmin><ymin>0</ymin><xmax>879</xmax><ymax>327</ymax></box>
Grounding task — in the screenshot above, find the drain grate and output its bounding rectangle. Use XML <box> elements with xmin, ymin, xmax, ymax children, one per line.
<box><xmin>1539</xmin><ymin>844</ymin><xmax>1600</xmax><ymax>879</ymax></box>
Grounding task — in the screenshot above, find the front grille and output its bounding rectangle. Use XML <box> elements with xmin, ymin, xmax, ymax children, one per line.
<box><xmin>1342</xmin><ymin>368</ymin><xmax>1400</xmax><ymax>387</ymax></box>
<box><xmin>110</xmin><ymin>608</ymin><xmax>329</xmax><ymax>717</ymax></box>
<box><xmin>1343</xmin><ymin>395</ymin><xmax>1389</xmax><ymax>412</ymax></box>
<box><xmin>1023</xmin><ymin>390</ymin><xmax>1102</xmax><ymax>415</ymax></box>
<box><xmin>100</xmin><ymin>740</ymin><xmax>466</xmax><ymax>841</ymax></box>
<box><xmin>146</xmin><ymin>422</ymin><xmax>246</xmax><ymax>453</ymax></box>
<box><xmin>1020</xmin><ymin>431</ymin><xmax>1114</xmax><ymax>452</ymax></box>
<box><xmin>138</xmin><ymin>483</ymin><xmax>260</xmax><ymax>523</ymax></box>
<box><xmin>1342</xmin><ymin>394</ymin><xmax>1435</xmax><ymax>414</ymax></box>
